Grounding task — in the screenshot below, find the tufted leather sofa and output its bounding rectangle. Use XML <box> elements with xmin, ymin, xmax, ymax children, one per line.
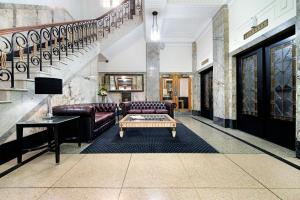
<box><xmin>52</xmin><ymin>103</ymin><xmax>117</xmax><ymax>142</ymax></box>
<box><xmin>119</xmin><ymin>101</ymin><xmax>176</xmax><ymax>118</ymax></box>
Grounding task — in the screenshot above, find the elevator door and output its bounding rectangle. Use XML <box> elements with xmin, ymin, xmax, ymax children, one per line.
<box><xmin>237</xmin><ymin>48</ymin><xmax>264</xmax><ymax>137</ymax></box>
<box><xmin>265</xmin><ymin>36</ymin><xmax>296</xmax><ymax>149</ymax></box>
<box><xmin>201</xmin><ymin>68</ymin><xmax>213</xmax><ymax>120</ymax></box>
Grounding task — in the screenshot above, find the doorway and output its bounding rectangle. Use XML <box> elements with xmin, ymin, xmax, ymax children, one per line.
<box><xmin>160</xmin><ymin>74</ymin><xmax>192</xmax><ymax>111</ymax></box>
<box><xmin>201</xmin><ymin>67</ymin><xmax>213</xmax><ymax>120</ymax></box>
<box><xmin>237</xmin><ymin>33</ymin><xmax>296</xmax><ymax>149</ymax></box>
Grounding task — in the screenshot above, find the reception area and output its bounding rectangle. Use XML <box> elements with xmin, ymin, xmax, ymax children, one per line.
<box><xmin>0</xmin><ymin>0</ymin><xmax>300</xmax><ymax>199</ymax></box>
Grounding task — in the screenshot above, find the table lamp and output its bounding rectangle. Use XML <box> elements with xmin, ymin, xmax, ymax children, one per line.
<box><xmin>35</xmin><ymin>77</ymin><xmax>63</xmax><ymax>119</ymax></box>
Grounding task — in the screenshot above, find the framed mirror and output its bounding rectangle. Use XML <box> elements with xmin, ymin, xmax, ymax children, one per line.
<box><xmin>105</xmin><ymin>74</ymin><xmax>144</xmax><ymax>92</ymax></box>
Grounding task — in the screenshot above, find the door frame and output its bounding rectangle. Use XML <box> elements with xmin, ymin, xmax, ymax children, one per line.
<box><xmin>200</xmin><ymin>67</ymin><xmax>213</xmax><ymax>120</ymax></box>
<box><xmin>264</xmin><ymin>35</ymin><xmax>296</xmax><ymax>149</ymax></box>
<box><xmin>236</xmin><ymin>48</ymin><xmax>265</xmax><ymax>137</ymax></box>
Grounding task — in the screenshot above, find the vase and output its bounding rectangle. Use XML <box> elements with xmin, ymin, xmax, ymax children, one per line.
<box><xmin>101</xmin><ymin>96</ymin><xmax>106</xmax><ymax>103</ymax></box>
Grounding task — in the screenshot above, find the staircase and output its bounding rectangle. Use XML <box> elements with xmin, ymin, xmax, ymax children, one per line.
<box><xmin>0</xmin><ymin>0</ymin><xmax>143</xmax><ymax>144</ymax></box>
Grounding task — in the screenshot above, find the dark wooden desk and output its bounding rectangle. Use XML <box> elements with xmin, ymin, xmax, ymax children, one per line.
<box><xmin>16</xmin><ymin>116</ymin><xmax>80</xmax><ymax>164</ymax></box>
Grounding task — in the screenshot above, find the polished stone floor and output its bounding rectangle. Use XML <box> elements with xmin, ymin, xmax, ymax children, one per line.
<box><xmin>0</xmin><ymin>116</ymin><xmax>300</xmax><ymax>200</ymax></box>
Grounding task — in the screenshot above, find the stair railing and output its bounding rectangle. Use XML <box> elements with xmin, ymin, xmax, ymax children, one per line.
<box><xmin>0</xmin><ymin>0</ymin><xmax>142</xmax><ymax>88</ymax></box>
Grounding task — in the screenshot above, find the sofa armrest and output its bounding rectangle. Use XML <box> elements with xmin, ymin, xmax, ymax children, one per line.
<box><xmin>164</xmin><ymin>101</ymin><xmax>176</xmax><ymax>118</ymax></box>
<box><xmin>119</xmin><ymin>102</ymin><xmax>131</xmax><ymax>116</ymax></box>
<box><xmin>52</xmin><ymin>105</ymin><xmax>96</xmax><ymax>142</ymax></box>
<box><xmin>164</xmin><ymin>101</ymin><xmax>176</xmax><ymax>110</ymax></box>
<box><xmin>53</xmin><ymin>105</ymin><xmax>95</xmax><ymax>117</ymax></box>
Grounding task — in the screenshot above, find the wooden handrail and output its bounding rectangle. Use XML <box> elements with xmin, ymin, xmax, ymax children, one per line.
<box><xmin>0</xmin><ymin>0</ymin><xmax>129</xmax><ymax>36</ymax></box>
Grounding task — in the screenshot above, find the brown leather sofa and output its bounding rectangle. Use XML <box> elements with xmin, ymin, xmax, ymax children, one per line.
<box><xmin>119</xmin><ymin>101</ymin><xmax>176</xmax><ymax>118</ymax></box>
<box><xmin>52</xmin><ymin>103</ymin><xmax>117</xmax><ymax>142</ymax></box>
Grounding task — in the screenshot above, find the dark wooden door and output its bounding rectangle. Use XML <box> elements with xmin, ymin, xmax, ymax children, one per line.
<box><xmin>237</xmin><ymin>48</ymin><xmax>264</xmax><ymax>137</ymax></box>
<box><xmin>201</xmin><ymin>68</ymin><xmax>213</xmax><ymax>120</ymax></box>
<box><xmin>265</xmin><ymin>36</ymin><xmax>296</xmax><ymax>149</ymax></box>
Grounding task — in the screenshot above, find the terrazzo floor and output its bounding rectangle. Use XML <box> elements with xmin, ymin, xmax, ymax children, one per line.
<box><xmin>0</xmin><ymin>116</ymin><xmax>299</xmax><ymax>200</ymax></box>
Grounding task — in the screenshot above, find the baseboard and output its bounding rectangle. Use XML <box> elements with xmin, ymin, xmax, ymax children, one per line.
<box><xmin>192</xmin><ymin>110</ymin><xmax>201</xmax><ymax>116</ymax></box>
<box><xmin>213</xmin><ymin>116</ymin><xmax>237</xmax><ymax>129</ymax></box>
<box><xmin>0</xmin><ymin>130</ymin><xmax>48</xmax><ymax>165</ymax></box>
<box><xmin>297</xmin><ymin>141</ymin><xmax>300</xmax><ymax>159</ymax></box>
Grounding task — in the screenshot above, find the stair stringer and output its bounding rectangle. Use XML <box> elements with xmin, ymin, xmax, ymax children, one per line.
<box><xmin>0</xmin><ymin>15</ymin><xmax>144</xmax><ymax>145</ymax></box>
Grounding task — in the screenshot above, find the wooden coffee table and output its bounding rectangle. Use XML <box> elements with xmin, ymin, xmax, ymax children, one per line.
<box><xmin>119</xmin><ymin>114</ymin><xmax>177</xmax><ymax>138</ymax></box>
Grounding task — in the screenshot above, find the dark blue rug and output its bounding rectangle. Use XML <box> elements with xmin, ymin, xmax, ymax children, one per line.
<box><xmin>81</xmin><ymin>123</ymin><xmax>218</xmax><ymax>153</ymax></box>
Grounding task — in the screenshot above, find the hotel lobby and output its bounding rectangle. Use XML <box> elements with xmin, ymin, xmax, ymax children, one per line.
<box><xmin>0</xmin><ymin>0</ymin><xmax>300</xmax><ymax>199</ymax></box>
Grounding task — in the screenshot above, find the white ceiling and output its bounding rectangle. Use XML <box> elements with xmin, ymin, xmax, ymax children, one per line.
<box><xmin>144</xmin><ymin>0</ymin><xmax>227</xmax><ymax>42</ymax></box>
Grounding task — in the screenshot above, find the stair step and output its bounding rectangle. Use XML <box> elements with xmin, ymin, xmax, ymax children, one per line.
<box><xmin>0</xmin><ymin>79</ymin><xmax>34</xmax><ymax>89</ymax></box>
<box><xmin>0</xmin><ymin>88</ymin><xmax>28</xmax><ymax>92</ymax></box>
<box><xmin>14</xmin><ymin>71</ymin><xmax>51</xmax><ymax>79</ymax></box>
<box><xmin>0</xmin><ymin>88</ymin><xmax>29</xmax><ymax>102</ymax></box>
<box><xmin>0</xmin><ymin>101</ymin><xmax>12</xmax><ymax>104</ymax></box>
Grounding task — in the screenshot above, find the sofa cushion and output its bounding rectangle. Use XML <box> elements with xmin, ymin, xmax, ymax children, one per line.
<box><xmin>156</xmin><ymin>109</ymin><xmax>169</xmax><ymax>114</ymax></box>
<box><xmin>95</xmin><ymin>112</ymin><xmax>115</xmax><ymax>128</ymax></box>
<box><xmin>128</xmin><ymin>109</ymin><xmax>142</xmax><ymax>114</ymax></box>
<box><xmin>141</xmin><ymin>109</ymin><xmax>155</xmax><ymax>114</ymax></box>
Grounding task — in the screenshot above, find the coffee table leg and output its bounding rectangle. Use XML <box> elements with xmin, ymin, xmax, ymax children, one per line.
<box><xmin>120</xmin><ymin>128</ymin><xmax>124</xmax><ymax>138</ymax></box>
<box><xmin>172</xmin><ymin>128</ymin><xmax>176</xmax><ymax>138</ymax></box>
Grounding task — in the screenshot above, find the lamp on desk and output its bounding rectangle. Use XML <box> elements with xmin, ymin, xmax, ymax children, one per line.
<box><xmin>35</xmin><ymin>77</ymin><xmax>63</xmax><ymax>119</ymax></box>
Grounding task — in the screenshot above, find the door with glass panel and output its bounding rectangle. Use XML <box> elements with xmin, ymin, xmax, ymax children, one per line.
<box><xmin>201</xmin><ymin>68</ymin><xmax>213</xmax><ymax>120</ymax></box>
<box><xmin>265</xmin><ymin>36</ymin><xmax>296</xmax><ymax>149</ymax></box>
<box><xmin>237</xmin><ymin>48</ymin><xmax>264</xmax><ymax>137</ymax></box>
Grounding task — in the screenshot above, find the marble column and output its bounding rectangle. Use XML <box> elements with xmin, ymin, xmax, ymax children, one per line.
<box><xmin>146</xmin><ymin>42</ymin><xmax>160</xmax><ymax>101</ymax></box>
<box><xmin>192</xmin><ymin>42</ymin><xmax>201</xmax><ymax>115</ymax></box>
<box><xmin>212</xmin><ymin>5</ymin><xmax>230</xmax><ymax>127</ymax></box>
<box><xmin>295</xmin><ymin>0</ymin><xmax>300</xmax><ymax>158</ymax></box>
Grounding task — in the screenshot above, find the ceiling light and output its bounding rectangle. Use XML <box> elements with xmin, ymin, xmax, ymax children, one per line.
<box><xmin>151</xmin><ymin>11</ymin><xmax>160</xmax><ymax>42</ymax></box>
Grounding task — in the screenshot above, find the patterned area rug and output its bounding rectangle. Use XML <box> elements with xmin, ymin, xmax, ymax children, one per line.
<box><xmin>81</xmin><ymin>124</ymin><xmax>218</xmax><ymax>153</ymax></box>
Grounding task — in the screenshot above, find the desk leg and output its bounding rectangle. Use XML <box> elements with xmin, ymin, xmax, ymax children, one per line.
<box><xmin>54</xmin><ymin>126</ymin><xmax>60</xmax><ymax>164</ymax></box>
<box><xmin>47</xmin><ymin>127</ymin><xmax>53</xmax><ymax>150</ymax></box>
<box><xmin>16</xmin><ymin>125</ymin><xmax>23</xmax><ymax>164</ymax></box>
<box><xmin>76</xmin><ymin>119</ymin><xmax>81</xmax><ymax>147</ymax></box>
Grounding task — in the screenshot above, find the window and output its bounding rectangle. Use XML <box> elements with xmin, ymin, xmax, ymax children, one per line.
<box><xmin>102</xmin><ymin>0</ymin><xmax>120</xmax><ymax>8</ymax></box>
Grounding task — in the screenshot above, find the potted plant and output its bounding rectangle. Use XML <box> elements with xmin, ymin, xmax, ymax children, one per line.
<box><xmin>98</xmin><ymin>86</ymin><xmax>108</xmax><ymax>103</ymax></box>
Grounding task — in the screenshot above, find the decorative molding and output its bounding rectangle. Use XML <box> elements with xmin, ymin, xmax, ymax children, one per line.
<box><xmin>230</xmin><ymin>17</ymin><xmax>296</xmax><ymax>56</ymax></box>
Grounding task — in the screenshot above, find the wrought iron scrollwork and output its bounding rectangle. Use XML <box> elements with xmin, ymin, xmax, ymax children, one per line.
<box><xmin>28</xmin><ymin>30</ymin><xmax>41</xmax><ymax>72</ymax></box>
<box><xmin>59</xmin><ymin>25</ymin><xmax>68</xmax><ymax>56</ymax></box>
<box><xmin>12</xmin><ymin>32</ymin><xmax>29</xmax><ymax>79</ymax></box>
<box><xmin>0</xmin><ymin>0</ymin><xmax>142</xmax><ymax>88</ymax></box>
<box><xmin>50</xmin><ymin>27</ymin><xmax>60</xmax><ymax>60</ymax></box>
<box><xmin>0</xmin><ymin>36</ymin><xmax>12</xmax><ymax>82</ymax></box>
<box><xmin>40</xmin><ymin>28</ymin><xmax>52</xmax><ymax>66</ymax></box>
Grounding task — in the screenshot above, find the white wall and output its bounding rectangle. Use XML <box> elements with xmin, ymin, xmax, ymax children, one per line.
<box><xmin>0</xmin><ymin>0</ymin><xmax>83</xmax><ymax>19</ymax></box>
<box><xmin>0</xmin><ymin>0</ymin><xmax>113</xmax><ymax>19</ymax></box>
<box><xmin>196</xmin><ymin>21</ymin><xmax>213</xmax><ymax>71</ymax></box>
<box><xmin>80</xmin><ymin>0</ymin><xmax>111</xmax><ymax>19</ymax></box>
<box><xmin>160</xmin><ymin>43</ymin><xmax>192</xmax><ymax>73</ymax></box>
<box><xmin>229</xmin><ymin>0</ymin><xmax>296</xmax><ymax>53</ymax></box>
<box><xmin>99</xmin><ymin>25</ymin><xmax>147</xmax><ymax>72</ymax></box>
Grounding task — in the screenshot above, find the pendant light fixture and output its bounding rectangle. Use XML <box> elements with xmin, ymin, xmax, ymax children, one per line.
<box><xmin>151</xmin><ymin>11</ymin><xmax>160</xmax><ymax>41</ymax></box>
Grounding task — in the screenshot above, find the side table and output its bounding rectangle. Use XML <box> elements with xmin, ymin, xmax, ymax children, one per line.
<box><xmin>16</xmin><ymin>116</ymin><xmax>80</xmax><ymax>164</ymax></box>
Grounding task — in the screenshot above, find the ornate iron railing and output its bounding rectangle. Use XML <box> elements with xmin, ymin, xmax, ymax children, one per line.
<box><xmin>0</xmin><ymin>0</ymin><xmax>142</xmax><ymax>88</ymax></box>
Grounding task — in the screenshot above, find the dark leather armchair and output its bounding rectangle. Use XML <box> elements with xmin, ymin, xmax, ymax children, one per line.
<box><xmin>119</xmin><ymin>101</ymin><xmax>176</xmax><ymax>118</ymax></box>
<box><xmin>53</xmin><ymin>103</ymin><xmax>117</xmax><ymax>142</ymax></box>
